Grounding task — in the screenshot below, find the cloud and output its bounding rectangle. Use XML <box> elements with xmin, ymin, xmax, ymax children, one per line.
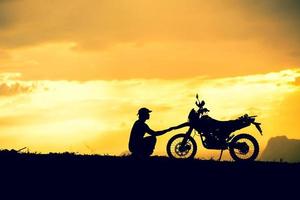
<box><xmin>0</xmin><ymin>68</ymin><xmax>299</xmax><ymax>154</ymax></box>
<box><xmin>294</xmin><ymin>77</ymin><xmax>300</xmax><ymax>86</ymax></box>
<box><xmin>237</xmin><ymin>0</ymin><xmax>300</xmax><ymax>49</ymax></box>
<box><xmin>0</xmin><ymin>0</ymin><xmax>299</xmax><ymax>51</ymax></box>
<box><xmin>0</xmin><ymin>0</ymin><xmax>15</xmax><ymax>28</ymax></box>
<box><xmin>4</xmin><ymin>41</ymin><xmax>299</xmax><ymax>81</ymax></box>
<box><xmin>0</xmin><ymin>49</ymin><xmax>10</xmax><ymax>59</ymax></box>
<box><xmin>0</xmin><ymin>72</ymin><xmax>21</xmax><ymax>80</ymax></box>
<box><xmin>239</xmin><ymin>0</ymin><xmax>300</xmax><ymax>19</ymax></box>
<box><xmin>0</xmin><ymin>1</ymin><xmax>299</xmax><ymax>80</ymax></box>
<box><xmin>0</xmin><ymin>82</ymin><xmax>36</xmax><ymax>96</ymax></box>
<box><xmin>0</xmin><ymin>73</ymin><xmax>37</xmax><ymax>96</ymax></box>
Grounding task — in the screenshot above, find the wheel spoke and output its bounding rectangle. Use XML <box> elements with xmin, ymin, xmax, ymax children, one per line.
<box><xmin>232</xmin><ymin>137</ymin><xmax>257</xmax><ymax>160</ymax></box>
<box><xmin>173</xmin><ymin>139</ymin><xmax>191</xmax><ymax>158</ymax></box>
<box><xmin>167</xmin><ymin>134</ymin><xmax>197</xmax><ymax>159</ymax></box>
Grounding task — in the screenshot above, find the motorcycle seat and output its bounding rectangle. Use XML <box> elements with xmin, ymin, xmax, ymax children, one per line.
<box><xmin>201</xmin><ymin>115</ymin><xmax>237</xmax><ymax>127</ymax></box>
<box><xmin>199</xmin><ymin>115</ymin><xmax>249</xmax><ymax>135</ymax></box>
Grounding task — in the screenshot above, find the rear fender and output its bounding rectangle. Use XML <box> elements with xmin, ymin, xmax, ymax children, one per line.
<box><xmin>252</xmin><ymin>122</ymin><xmax>263</xmax><ymax>135</ymax></box>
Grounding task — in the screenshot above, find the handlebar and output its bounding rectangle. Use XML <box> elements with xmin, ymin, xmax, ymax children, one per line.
<box><xmin>248</xmin><ymin>115</ymin><xmax>257</xmax><ymax>118</ymax></box>
<box><xmin>195</xmin><ymin>98</ymin><xmax>209</xmax><ymax>114</ymax></box>
<box><xmin>202</xmin><ymin>108</ymin><xmax>210</xmax><ymax>113</ymax></box>
<box><xmin>198</xmin><ymin>107</ymin><xmax>210</xmax><ymax>114</ymax></box>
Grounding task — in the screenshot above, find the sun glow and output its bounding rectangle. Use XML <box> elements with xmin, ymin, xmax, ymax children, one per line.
<box><xmin>0</xmin><ymin>69</ymin><xmax>299</xmax><ymax>158</ymax></box>
<box><xmin>1</xmin><ymin>0</ymin><xmax>300</xmax><ymax>159</ymax></box>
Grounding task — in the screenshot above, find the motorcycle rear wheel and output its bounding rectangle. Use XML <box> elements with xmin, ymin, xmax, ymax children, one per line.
<box><xmin>167</xmin><ymin>134</ymin><xmax>197</xmax><ymax>159</ymax></box>
<box><xmin>229</xmin><ymin>133</ymin><xmax>259</xmax><ymax>162</ymax></box>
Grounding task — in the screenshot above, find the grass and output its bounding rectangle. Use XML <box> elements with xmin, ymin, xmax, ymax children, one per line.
<box><xmin>0</xmin><ymin>149</ymin><xmax>298</xmax><ymax>198</ymax></box>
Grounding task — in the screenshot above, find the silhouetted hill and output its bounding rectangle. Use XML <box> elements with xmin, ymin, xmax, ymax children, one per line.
<box><xmin>0</xmin><ymin>150</ymin><xmax>298</xmax><ymax>199</ymax></box>
<box><xmin>261</xmin><ymin>136</ymin><xmax>300</xmax><ymax>162</ymax></box>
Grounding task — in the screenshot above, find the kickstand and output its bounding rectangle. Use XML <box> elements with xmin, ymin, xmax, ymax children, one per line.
<box><xmin>218</xmin><ymin>150</ymin><xmax>223</xmax><ymax>161</ymax></box>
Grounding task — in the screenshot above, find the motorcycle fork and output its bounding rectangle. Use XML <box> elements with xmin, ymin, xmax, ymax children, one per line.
<box><xmin>181</xmin><ymin>127</ymin><xmax>193</xmax><ymax>145</ymax></box>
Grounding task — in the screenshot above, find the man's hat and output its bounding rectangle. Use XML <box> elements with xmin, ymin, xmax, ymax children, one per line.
<box><xmin>137</xmin><ymin>107</ymin><xmax>152</xmax><ymax>115</ymax></box>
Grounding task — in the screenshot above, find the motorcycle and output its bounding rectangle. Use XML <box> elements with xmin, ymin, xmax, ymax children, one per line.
<box><xmin>166</xmin><ymin>94</ymin><xmax>263</xmax><ymax>161</ymax></box>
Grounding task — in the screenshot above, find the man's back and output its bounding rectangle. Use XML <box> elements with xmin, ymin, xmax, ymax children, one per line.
<box><xmin>128</xmin><ymin>120</ymin><xmax>150</xmax><ymax>151</ymax></box>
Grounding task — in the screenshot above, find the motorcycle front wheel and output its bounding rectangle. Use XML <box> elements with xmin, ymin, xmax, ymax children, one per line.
<box><xmin>166</xmin><ymin>134</ymin><xmax>197</xmax><ymax>159</ymax></box>
<box><xmin>229</xmin><ymin>133</ymin><xmax>259</xmax><ymax>162</ymax></box>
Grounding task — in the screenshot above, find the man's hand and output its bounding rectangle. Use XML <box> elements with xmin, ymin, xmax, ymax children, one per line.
<box><xmin>164</xmin><ymin>125</ymin><xmax>187</xmax><ymax>133</ymax></box>
<box><xmin>157</xmin><ymin>127</ymin><xmax>174</xmax><ymax>136</ymax></box>
<box><xmin>156</xmin><ymin>123</ymin><xmax>190</xmax><ymax>136</ymax></box>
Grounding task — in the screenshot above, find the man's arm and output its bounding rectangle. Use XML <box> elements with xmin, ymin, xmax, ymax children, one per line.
<box><xmin>154</xmin><ymin>127</ymin><xmax>174</xmax><ymax>136</ymax></box>
<box><xmin>146</xmin><ymin>125</ymin><xmax>170</xmax><ymax>136</ymax></box>
<box><xmin>169</xmin><ymin>122</ymin><xmax>190</xmax><ymax>130</ymax></box>
<box><xmin>145</xmin><ymin>122</ymin><xmax>190</xmax><ymax>136</ymax></box>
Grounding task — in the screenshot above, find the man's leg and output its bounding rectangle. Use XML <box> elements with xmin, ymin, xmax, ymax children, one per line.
<box><xmin>143</xmin><ymin>136</ymin><xmax>157</xmax><ymax>157</ymax></box>
<box><xmin>130</xmin><ymin>136</ymin><xmax>157</xmax><ymax>158</ymax></box>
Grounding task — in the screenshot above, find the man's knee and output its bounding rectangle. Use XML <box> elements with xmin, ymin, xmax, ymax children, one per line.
<box><xmin>144</xmin><ymin>136</ymin><xmax>156</xmax><ymax>144</ymax></box>
<box><xmin>149</xmin><ymin>136</ymin><xmax>157</xmax><ymax>144</ymax></box>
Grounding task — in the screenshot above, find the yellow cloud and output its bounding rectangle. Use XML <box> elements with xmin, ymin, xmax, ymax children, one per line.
<box><xmin>1</xmin><ymin>1</ymin><xmax>300</xmax><ymax>80</ymax></box>
<box><xmin>0</xmin><ymin>69</ymin><xmax>299</xmax><ymax>159</ymax></box>
<box><xmin>1</xmin><ymin>0</ymin><xmax>300</xmax><ymax>50</ymax></box>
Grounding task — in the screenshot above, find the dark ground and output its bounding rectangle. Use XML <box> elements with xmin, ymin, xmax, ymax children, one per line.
<box><xmin>0</xmin><ymin>150</ymin><xmax>299</xmax><ymax>199</ymax></box>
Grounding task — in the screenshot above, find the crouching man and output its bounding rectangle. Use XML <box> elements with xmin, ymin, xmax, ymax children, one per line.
<box><xmin>128</xmin><ymin>107</ymin><xmax>174</xmax><ymax>158</ymax></box>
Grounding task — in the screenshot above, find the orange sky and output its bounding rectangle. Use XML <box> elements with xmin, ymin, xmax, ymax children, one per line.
<box><xmin>0</xmin><ymin>0</ymin><xmax>300</xmax><ymax>159</ymax></box>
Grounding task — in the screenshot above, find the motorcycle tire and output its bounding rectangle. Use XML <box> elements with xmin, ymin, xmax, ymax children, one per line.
<box><xmin>166</xmin><ymin>134</ymin><xmax>197</xmax><ymax>159</ymax></box>
<box><xmin>229</xmin><ymin>133</ymin><xmax>259</xmax><ymax>162</ymax></box>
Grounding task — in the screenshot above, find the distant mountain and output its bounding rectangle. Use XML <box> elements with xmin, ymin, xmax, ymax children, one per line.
<box><xmin>260</xmin><ymin>136</ymin><xmax>300</xmax><ymax>162</ymax></box>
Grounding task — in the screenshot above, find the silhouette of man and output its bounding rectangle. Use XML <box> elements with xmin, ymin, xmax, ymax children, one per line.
<box><xmin>129</xmin><ymin>107</ymin><xmax>174</xmax><ymax>158</ymax></box>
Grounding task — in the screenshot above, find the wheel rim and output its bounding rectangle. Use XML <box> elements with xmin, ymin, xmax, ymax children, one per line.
<box><xmin>170</xmin><ymin>137</ymin><xmax>195</xmax><ymax>159</ymax></box>
<box><xmin>232</xmin><ymin>138</ymin><xmax>256</xmax><ymax>160</ymax></box>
